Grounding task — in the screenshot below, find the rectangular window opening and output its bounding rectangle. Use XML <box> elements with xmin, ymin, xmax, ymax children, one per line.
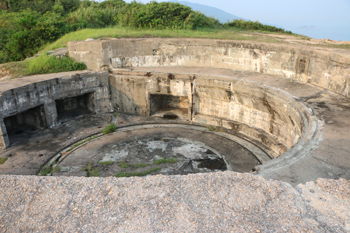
<box><xmin>56</xmin><ymin>92</ymin><xmax>95</xmax><ymax>123</ymax></box>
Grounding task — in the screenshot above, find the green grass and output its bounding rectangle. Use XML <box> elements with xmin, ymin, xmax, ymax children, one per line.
<box><xmin>25</xmin><ymin>54</ymin><xmax>86</xmax><ymax>75</ymax></box>
<box><xmin>81</xmin><ymin>162</ymin><xmax>100</xmax><ymax>177</ymax></box>
<box><xmin>319</xmin><ymin>43</ymin><xmax>350</xmax><ymax>50</ymax></box>
<box><xmin>41</xmin><ymin>26</ymin><xmax>283</xmax><ymax>52</ymax></box>
<box><xmin>0</xmin><ymin>157</ymin><xmax>8</xmax><ymax>165</ymax></box>
<box><xmin>1</xmin><ymin>53</ymin><xmax>86</xmax><ymax>79</ymax></box>
<box><xmin>40</xmin><ymin>26</ymin><xmax>350</xmax><ymax>54</ymax></box>
<box><xmin>90</xmin><ymin>168</ymin><xmax>100</xmax><ymax>177</ymax></box>
<box><xmin>153</xmin><ymin>158</ymin><xmax>177</xmax><ymax>165</ymax></box>
<box><xmin>206</xmin><ymin>126</ymin><xmax>224</xmax><ymax>132</ymax></box>
<box><xmin>98</xmin><ymin>161</ymin><xmax>114</xmax><ymax>166</ymax></box>
<box><xmin>115</xmin><ymin>161</ymin><xmax>149</xmax><ymax>168</ymax></box>
<box><xmin>114</xmin><ymin>168</ymin><xmax>161</xmax><ymax>178</ymax></box>
<box><xmin>118</xmin><ymin>161</ymin><xmax>130</xmax><ymax>168</ymax></box>
<box><xmin>39</xmin><ymin>165</ymin><xmax>61</xmax><ymax>176</ymax></box>
<box><xmin>52</xmin><ymin>166</ymin><xmax>61</xmax><ymax>173</ymax></box>
<box><xmin>102</xmin><ymin>123</ymin><xmax>117</xmax><ymax>135</ymax></box>
<box><xmin>39</xmin><ymin>166</ymin><xmax>53</xmax><ymax>176</ymax></box>
<box><xmin>4</xmin><ymin>26</ymin><xmax>348</xmax><ymax>80</ymax></box>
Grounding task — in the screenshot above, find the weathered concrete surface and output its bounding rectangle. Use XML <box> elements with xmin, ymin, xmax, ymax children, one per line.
<box><xmin>0</xmin><ymin>71</ymin><xmax>112</xmax><ymax>149</ymax></box>
<box><xmin>109</xmin><ymin>70</ymin><xmax>311</xmax><ymax>158</ymax></box>
<box><xmin>1</xmin><ymin>67</ymin><xmax>349</xmax><ymax>185</ymax></box>
<box><xmin>0</xmin><ymin>173</ymin><xmax>348</xmax><ymax>232</ymax></box>
<box><xmin>54</xmin><ymin>126</ymin><xmax>260</xmax><ymax>177</ymax></box>
<box><xmin>0</xmin><ymin>113</ymin><xmax>112</xmax><ymax>175</ymax></box>
<box><xmin>68</xmin><ymin>38</ymin><xmax>350</xmax><ymax>98</ymax></box>
<box><xmin>122</xmin><ymin>67</ymin><xmax>350</xmax><ymax>186</ymax></box>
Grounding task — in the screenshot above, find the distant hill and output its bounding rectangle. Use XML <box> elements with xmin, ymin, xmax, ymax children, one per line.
<box><xmin>168</xmin><ymin>0</ymin><xmax>245</xmax><ymax>23</ymax></box>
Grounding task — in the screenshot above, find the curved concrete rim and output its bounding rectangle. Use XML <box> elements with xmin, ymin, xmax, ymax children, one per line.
<box><xmin>165</xmin><ymin>71</ymin><xmax>323</xmax><ymax>173</ymax></box>
<box><xmin>43</xmin><ymin>123</ymin><xmax>270</xmax><ymax>175</ymax></box>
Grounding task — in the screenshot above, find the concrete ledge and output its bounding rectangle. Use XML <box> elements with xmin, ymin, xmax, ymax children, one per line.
<box><xmin>68</xmin><ymin>38</ymin><xmax>350</xmax><ymax>98</ymax></box>
<box><xmin>0</xmin><ymin>173</ymin><xmax>348</xmax><ymax>232</ymax></box>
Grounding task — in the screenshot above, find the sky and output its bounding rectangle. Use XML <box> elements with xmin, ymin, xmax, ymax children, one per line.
<box><xmin>122</xmin><ymin>0</ymin><xmax>350</xmax><ymax>41</ymax></box>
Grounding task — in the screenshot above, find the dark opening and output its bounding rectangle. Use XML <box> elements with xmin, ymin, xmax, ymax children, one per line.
<box><xmin>196</xmin><ymin>158</ymin><xmax>227</xmax><ymax>171</ymax></box>
<box><xmin>150</xmin><ymin>94</ymin><xmax>189</xmax><ymax>120</ymax></box>
<box><xmin>163</xmin><ymin>112</ymin><xmax>179</xmax><ymax>120</ymax></box>
<box><xmin>4</xmin><ymin>105</ymin><xmax>47</xmax><ymax>145</ymax></box>
<box><xmin>56</xmin><ymin>92</ymin><xmax>95</xmax><ymax>123</ymax></box>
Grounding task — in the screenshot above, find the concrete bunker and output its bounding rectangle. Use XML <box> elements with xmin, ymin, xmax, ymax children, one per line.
<box><xmin>0</xmin><ymin>39</ymin><xmax>332</xmax><ymax>178</ymax></box>
<box><xmin>4</xmin><ymin>105</ymin><xmax>47</xmax><ymax>145</ymax></box>
<box><xmin>150</xmin><ymin>94</ymin><xmax>189</xmax><ymax>120</ymax></box>
<box><xmin>56</xmin><ymin>92</ymin><xmax>95</xmax><ymax>123</ymax></box>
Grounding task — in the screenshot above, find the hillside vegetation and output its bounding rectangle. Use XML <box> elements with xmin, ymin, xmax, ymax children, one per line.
<box><xmin>0</xmin><ymin>0</ymin><xmax>293</xmax><ymax>64</ymax></box>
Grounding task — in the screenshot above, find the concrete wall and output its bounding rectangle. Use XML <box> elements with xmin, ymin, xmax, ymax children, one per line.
<box><xmin>109</xmin><ymin>71</ymin><xmax>308</xmax><ymax>157</ymax></box>
<box><xmin>68</xmin><ymin>38</ymin><xmax>350</xmax><ymax>98</ymax></box>
<box><xmin>0</xmin><ymin>71</ymin><xmax>112</xmax><ymax>149</ymax></box>
<box><xmin>108</xmin><ymin>71</ymin><xmax>192</xmax><ymax>116</ymax></box>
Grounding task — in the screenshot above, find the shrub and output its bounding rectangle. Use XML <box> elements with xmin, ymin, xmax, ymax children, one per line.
<box><xmin>224</xmin><ymin>19</ymin><xmax>292</xmax><ymax>34</ymax></box>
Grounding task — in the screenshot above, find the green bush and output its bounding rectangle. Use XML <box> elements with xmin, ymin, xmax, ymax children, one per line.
<box><xmin>102</xmin><ymin>123</ymin><xmax>117</xmax><ymax>135</ymax></box>
<box><xmin>0</xmin><ymin>0</ymin><xmax>296</xmax><ymax>65</ymax></box>
<box><xmin>225</xmin><ymin>19</ymin><xmax>292</xmax><ymax>34</ymax></box>
<box><xmin>120</xmin><ymin>2</ymin><xmax>220</xmax><ymax>30</ymax></box>
<box><xmin>0</xmin><ymin>9</ymin><xmax>69</xmax><ymax>63</ymax></box>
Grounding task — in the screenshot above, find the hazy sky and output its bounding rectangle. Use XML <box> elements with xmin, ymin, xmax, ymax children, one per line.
<box><xmin>123</xmin><ymin>0</ymin><xmax>350</xmax><ymax>41</ymax></box>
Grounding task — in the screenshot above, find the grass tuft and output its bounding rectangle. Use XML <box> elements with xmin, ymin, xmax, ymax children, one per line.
<box><xmin>98</xmin><ymin>161</ymin><xmax>114</xmax><ymax>166</ymax></box>
<box><xmin>153</xmin><ymin>158</ymin><xmax>177</xmax><ymax>165</ymax></box>
<box><xmin>81</xmin><ymin>162</ymin><xmax>100</xmax><ymax>177</ymax></box>
<box><xmin>118</xmin><ymin>161</ymin><xmax>130</xmax><ymax>168</ymax></box>
<box><xmin>114</xmin><ymin>168</ymin><xmax>161</xmax><ymax>178</ymax></box>
<box><xmin>206</xmin><ymin>126</ymin><xmax>224</xmax><ymax>132</ymax></box>
<box><xmin>40</xmin><ymin>166</ymin><xmax>53</xmax><ymax>176</ymax></box>
<box><xmin>0</xmin><ymin>157</ymin><xmax>8</xmax><ymax>165</ymax></box>
<box><xmin>52</xmin><ymin>166</ymin><xmax>61</xmax><ymax>173</ymax></box>
<box><xmin>39</xmin><ymin>165</ymin><xmax>61</xmax><ymax>176</ymax></box>
<box><xmin>102</xmin><ymin>123</ymin><xmax>117</xmax><ymax>135</ymax></box>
